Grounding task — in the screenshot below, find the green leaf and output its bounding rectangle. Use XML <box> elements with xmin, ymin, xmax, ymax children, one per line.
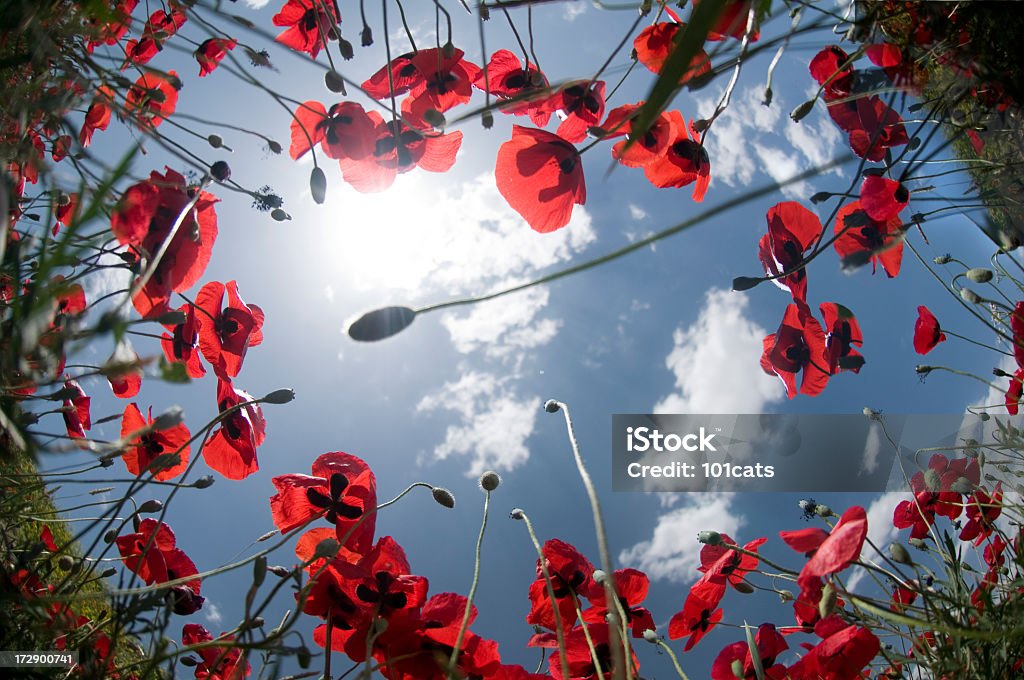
<box><xmin>159</xmin><ymin>356</ymin><xmax>191</xmax><ymax>383</ymax></box>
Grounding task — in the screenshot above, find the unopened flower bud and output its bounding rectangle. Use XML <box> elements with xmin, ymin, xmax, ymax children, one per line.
<box><xmin>422</xmin><ymin>108</ymin><xmax>446</xmax><ymax>129</ymax></box>
<box><xmin>790</xmin><ymin>100</ymin><xmax>816</xmax><ymax>122</ymax></box>
<box><xmin>103</xmin><ymin>530</ymin><xmax>117</xmax><ymax>544</ymax></box>
<box><xmin>544</xmin><ymin>399</ymin><xmax>561</xmax><ymax>413</ymax></box>
<box><xmin>297</xmin><ymin>646</ymin><xmax>311</xmax><ymax>669</ymax></box>
<box><xmin>325</xmin><ymin>70</ymin><xmax>347</xmax><ymax>94</ymax></box>
<box><xmin>818</xmin><ymin>582</ymin><xmax>837</xmax><ymax>618</ymax></box>
<box><xmin>814</xmin><ymin>504</ymin><xmax>833</xmax><ymax>517</ymax></box>
<box><xmin>271</xmin><ymin>208</ymin><xmax>291</xmax><ymax>222</ymax></box>
<box><xmin>642</xmin><ymin>629</ymin><xmax>658</xmax><ymax>643</ymax></box>
<box><xmin>479</xmin><ymin>471</ymin><xmax>501</xmax><ymax>491</ymax></box>
<box><xmin>732</xmin><ymin>276</ymin><xmax>762</xmax><ymax>291</ymax></box>
<box><xmin>482</xmin><ymin>111</ymin><xmax>494</xmax><ymax>129</ymax></box>
<box><xmin>262</xmin><ymin>388</ymin><xmax>295</xmax><ymax>404</ymax></box>
<box><xmin>267</xmin><ymin>140</ymin><xmax>283</xmax><ymax>154</ymax></box>
<box><xmin>731</xmin><ymin>658</ymin><xmax>745</xmax><ymax>679</ymax></box>
<box><xmin>138</xmin><ymin>499</ymin><xmax>163</xmax><ymax>514</ymax></box>
<box><xmin>950</xmin><ymin>476</ymin><xmax>974</xmax><ymax>494</ymax></box>
<box><xmin>889</xmin><ymin>543</ymin><xmax>913</xmax><ymax>565</ymax></box>
<box><xmin>697</xmin><ymin>530</ymin><xmax>722</xmax><ymax>545</ymax></box>
<box><xmin>592</xmin><ymin>569</ymin><xmax>607</xmax><ymax>585</ymax></box>
<box><xmin>510</xmin><ymin>508</ymin><xmax>524</xmax><ymax>520</ymax></box>
<box><xmin>153</xmin><ymin>406</ymin><xmax>184</xmax><ymax>430</ymax></box>
<box><xmin>442</xmin><ymin>42</ymin><xmax>455</xmax><ymax>59</ymax></box>
<box><xmin>909</xmin><ymin>537</ymin><xmax>926</xmax><ymax>549</ymax></box>
<box><xmin>778</xmin><ymin>589</ymin><xmax>794</xmax><ymax>602</ymax></box>
<box><xmin>193</xmin><ymin>475</ymin><xmax>215</xmax><ymax>489</ymax></box>
<box><xmin>810</xmin><ymin>191</ymin><xmax>832</xmax><ymax>204</ymax></box>
<box><xmin>154</xmin><ymin>309</ymin><xmax>187</xmax><ymax>326</ymax></box>
<box><xmin>57</xmin><ymin>192</ymin><xmax>71</xmax><ymax>206</ymax></box>
<box><xmin>733</xmin><ymin>581</ymin><xmax>755</xmax><ymax>594</ymax></box>
<box><xmin>960</xmin><ymin>288</ymin><xmax>982</xmax><ymax>304</ymax></box>
<box><xmin>923</xmin><ymin>468</ymin><xmax>942</xmax><ymax>492</ymax></box>
<box><xmin>101</xmin><ymin>567</ymin><xmax>117</xmax><ymax>578</ymax></box>
<box><xmin>58</xmin><ymin>555</ymin><xmax>75</xmax><ymax>571</ymax></box>
<box><xmin>916</xmin><ymin>365</ymin><xmax>934</xmax><ymax>375</ymax></box>
<box><xmin>314</xmin><ymin>538</ymin><xmax>339</xmax><ymax>559</ymax></box>
<box><xmin>965</xmin><ymin>268</ymin><xmax>993</xmax><ymax>283</ymax></box>
<box><xmin>338</xmin><ymin>38</ymin><xmax>354</xmax><ymax>60</ymax></box>
<box><xmin>269</xmin><ymin>565</ymin><xmax>291</xmax><ymax>577</ymax></box>
<box><xmin>432</xmin><ymin>486</ymin><xmax>455</xmax><ymax>508</ymax></box>
<box><xmin>208</xmin><ymin>134</ymin><xmax>223</xmax><ymax>149</ymax></box>
<box><xmin>933</xmin><ymin>254</ymin><xmax>951</xmax><ymax>265</ymax></box>
<box><xmin>360</xmin><ymin>25</ymin><xmax>373</xmax><ymax>46</ymax></box>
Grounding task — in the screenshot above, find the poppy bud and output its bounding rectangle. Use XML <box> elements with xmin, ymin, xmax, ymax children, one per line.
<box><xmin>210</xmin><ymin>161</ymin><xmax>231</xmax><ymax>182</ymax></box>
<box><xmin>422</xmin><ymin>108</ymin><xmax>446</xmax><ymax>129</ymax></box>
<box><xmin>361</xmin><ymin>25</ymin><xmax>373</xmax><ymax>46</ymax></box>
<box><xmin>153</xmin><ymin>406</ymin><xmax>184</xmax><ymax>430</ymax></box>
<box><xmin>57</xmin><ymin>192</ymin><xmax>71</xmax><ymax>206</ymax></box>
<box><xmin>909</xmin><ymin>537</ymin><xmax>926</xmax><ymax>549</ymax></box>
<box><xmin>103</xmin><ymin>529</ymin><xmax>117</xmax><ymax>544</ymax></box>
<box><xmin>193</xmin><ymin>475</ymin><xmax>215</xmax><ymax>489</ymax></box>
<box><xmin>950</xmin><ymin>476</ymin><xmax>974</xmax><ymax>494</ymax></box>
<box><xmin>181</xmin><ymin>656</ymin><xmax>198</xmax><ymax>668</ymax></box>
<box><xmin>442</xmin><ymin>42</ymin><xmax>455</xmax><ymax>59</ymax></box>
<box><xmin>818</xmin><ymin>582</ymin><xmax>837</xmax><ymax>618</ymax></box>
<box><xmin>267</xmin><ymin>140</ymin><xmax>283</xmax><ymax>154</ymax></box>
<box><xmin>692</xmin><ymin>118</ymin><xmax>711</xmax><ymax>134</ymax></box>
<box><xmin>271</xmin><ymin>208</ymin><xmax>291</xmax><ymax>222</ymax></box>
<box><xmin>933</xmin><ymin>254</ymin><xmax>951</xmax><ymax>265</ymax></box>
<box><xmin>432</xmin><ymin>486</ymin><xmax>455</xmax><ymax>508</ymax></box>
<box><xmin>101</xmin><ymin>566</ymin><xmax>117</xmax><ymax>578</ymax></box>
<box><xmin>253</xmin><ymin>555</ymin><xmax>267</xmax><ymax>587</ymax></box>
<box><xmin>479</xmin><ymin>471</ymin><xmax>501</xmax><ymax>491</ymax></box>
<box><xmin>698</xmin><ymin>530</ymin><xmax>722</xmax><ymax>545</ymax></box>
<box><xmin>208</xmin><ymin>134</ymin><xmax>223</xmax><ymax>149</ymax></box>
<box><xmin>510</xmin><ymin>508</ymin><xmax>524</xmax><ymax>520</ymax></box>
<box><xmin>960</xmin><ymin>288</ymin><xmax>982</xmax><ymax>304</ymax></box>
<box><xmin>479</xmin><ymin>3</ymin><xmax>490</xmax><ymax>20</ymax></box>
<box><xmin>348</xmin><ymin>306</ymin><xmax>416</xmax><ymax>341</ymax></box>
<box><xmin>310</xmin><ymin>167</ymin><xmax>327</xmax><ymax>205</ymax></box>
<box><xmin>966</xmin><ymin>268</ymin><xmax>993</xmax><ymax>283</ymax></box>
<box><xmin>731</xmin><ymin>659</ymin><xmax>745</xmax><ymax>679</ymax></box>
<box><xmin>915</xmin><ymin>365</ymin><xmax>934</xmax><ymax>375</ymax></box>
<box><xmin>325</xmin><ymin>70</ymin><xmax>346</xmax><ymax>94</ymax></box>
<box><xmin>810</xmin><ymin>191</ymin><xmax>832</xmax><ymax>204</ymax></box>
<box><xmin>889</xmin><ymin>543</ymin><xmax>913</xmax><ymax>565</ymax></box>
<box><xmin>269</xmin><ymin>565</ymin><xmax>290</xmax><ymax>577</ymax></box>
<box><xmin>262</xmin><ymin>388</ymin><xmax>296</xmax><ymax>404</ymax></box>
<box><xmin>732</xmin><ymin>276</ymin><xmax>762</xmax><ymax>291</ymax></box>
<box><xmin>58</xmin><ymin>555</ymin><xmax>75</xmax><ymax>571</ymax></box>
<box><xmin>314</xmin><ymin>538</ymin><xmax>340</xmax><ymax>559</ymax></box>
<box><xmin>733</xmin><ymin>580</ymin><xmax>755</xmax><ymax>594</ymax></box>
<box><xmin>814</xmin><ymin>504</ymin><xmax>833</xmax><ymax>517</ymax></box>
<box><xmin>544</xmin><ymin>399</ymin><xmax>561</xmax><ymax>413</ymax></box>
<box><xmin>339</xmin><ymin>38</ymin><xmax>354</xmax><ymax>60</ymax></box>
<box><xmin>592</xmin><ymin>569</ymin><xmax>607</xmax><ymax>584</ymax></box>
<box><xmin>154</xmin><ymin>309</ymin><xmax>187</xmax><ymax>326</ymax></box>
<box><xmin>297</xmin><ymin>646</ymin><xmax>311</xmax><ymax>669</ymax></box>
<box><xmin>642</xmin><ymin>629</ymin><xmax>659</xmax><ymax>643</ymax></box>
<box><xmin>482</xmin><ymin>111</ymin><xmax>494</xmax><ymax>129</ymax></box>
<box><xmin>777</xmin><ymin>589</ymin><xmax>793</xmax><ymax>602</ymax></box>
<box><xmin>763</xmin><ymin>87</ymin><xmax>773</xmax><ymax>106</ymax></box>
<box><xmin>138</xmin><ymin>499</ymin><xmax>163</xmax><ymax>514</ymax></box>
<box><xmin>790</xmin><ymin>100</ymin><xmax>816</xmax><ymax>122</ymax></box>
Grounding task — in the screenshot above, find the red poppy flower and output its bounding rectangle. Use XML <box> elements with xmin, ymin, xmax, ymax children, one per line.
<box><xmin>120</xmin><ymin>402</ymin><xmax>191</xmax><ymax>480</ymax></box>
<box><xmin>346</xmin><ymin>536</ymin><xmax>428</xmax><ymax>619</ymax></box>
<box><xmin>361</xmin><ymin>52</ymin><xmax>422</xmax><ymax>99</ymax></box>
<box><xmin>758</xmin><ymin>201</ymin><xmax>822</xmax><ymax>302</ymax></box>
<box><xmin>788</xmin><ymin>625</ymin><xmax>879</xmax><ymax>679</ymax></box>
<box><xmin>552</xmin><ymin>80</ymin><xmax>606</xmax><ymax>144</ymax></box>
<box><xmin>196</xmin><ymin>38</ymin><xmax>237</xmax><ymax>77</ymax></box>
<box><xmin>710</xmin><ymin>624</ymin><xmax>788</xmax><ymax>680</ymax></box>
<box><xmin>195</xmin><ymin>280</ymin><xmax>264</xmax><ymax>380</ymax></box>
<box><xmin>270</xmin><ymin>451</ymin><xmax>377</xmax><ymax>553</ymax></box>
<box><xmin>79</xmin><ymin>87</ymin><xmax>114</xmax><ymax>147</ymax></box>
<box><xmin>273</xmin><ymin>0</ymin><xmax>338</xmax><ymax>58</ymax></box>
<box><xmin>52</xmin><ymin>275</ymin><xmax>87</xmax><ymax>324</ymax></box>
<box><xmin>633</xmin><ymin>22</ymin><xmax>712</xmax><ymax>85</ymax></box>
<box><xmin>779</xmin><ymin>526</ymin><xmax>830</xmax><ymax>554</ymax></box>
<box><xmin>51</xmin><ymin>135</ymin><xmax>71</xmax><ymax>164</ymax></box>
<box><xmin>104</xmin><ymin>342</ymin><xmax>143</xmax><ymax>398</ymax></box>
<box><xmin>600</xmin><ymin>103</ymin><xmax>674</xmax><ymax>168</ymax></box>
<box><xmin>527</xmin><ymin>539</ymin><xmax>597</xmax><ymax>633</ymax></box>
<box><xmin>549</xmin><ymin>623</ymin><xmax>638</xmax><ymax>680</ymax></box>
<box><xmin>337</xmin><ymin>112</ymin><xmax>462</xmax><ymax>192</ymax></box>
<box><xmin>124</xmin><ymin>70</ymin><xmax>180</xmax><ymax>129</ymax></box>
<box><xmin>760</xmin><ymin>301</ymin><xmax>830</xmax><ymax>398</ymax></box>
<box><xmin>798</xmin><ymin>506</ymin><xmax>867</xmax><ymax>590</ymax></box>
<box><xmin>473</xmin><ymin>49</ymin><xmax>553</xmax><ymax>126</ymax></box>
<box><xmin>860</xmin><ymin>175</ymin><xmax>909</xmax><ymax>222</ymax></box>
<box><xmin>123</xmin><ymin>37</ymin><xmax>161</xmax><ymax>68</ymax></box>
<box><xmin>820</xmin><ymin>302</ymin><xmax>864</xmax><ymax>373</ymax></box>
<box><xmin>827</xmin><ymin>95</ymin><xmax>909</xmax><ymax>161</ymax></box>
<box><xmin>697</xmin><ymin>535</ymin><xmax>768</xmax><ymax>590</ymax></box>
<box><xmin>581</xmin><ymin>568</ymin><xmax>656</xmax><ymax>638</ymax></box>
<box><xmin>668</xmin><ymin>579</ymin><xmax>726</xmax><ymax>650</ymax></box>
<box><xmin>413</xmin><ymin>592</ymin><xmax>503</xmax><ymax>678</ymax></box>
<box><xmin>202</xmin><ymin>379</ymin><xmax>266</xmax><ymax>480</ymax></box>
<box><xmin>181</xmin><ymin>624</ymin><xmax>251</xmax><ymax>680</ymax></box>
<box><xmin>85</xmin><ymin>0</ymin><xmax>138</xmax><ymax>51</ymax></box>
<box><xmin>161</xmin><ymin>303</ymin><xmax>206</xmax><ymax>379</ymax></box>
<box><xmin>891</xmin><ymin>582</ymin><xmax>918</xmax><ymax>612</ymax></box>
<box><xmin>1006</xmin><ymin>368</ymin><xmax>1024</xmax><ymax>415</ymax></box>
<box><xmin>892</xmin><ymin>491</ymin><xmax>940</xmax><ymax>540</ymax></box>
<box><xmin>144</xmin><ymin>7</ymin><xmax>188</xmax><ymax>40</ymax></box>
<box><xmin>913</xmin><ymin>305</ymin><xmax>946</xmax><ymax>354</ymax></box>
<box><xmin>400</xmin><ymin>46</ymin><xmax>482</xmax><ymax>123</ymax></box>
<box><xmin>53</xmin><ymin>192</ymin><xmax>78</xmax><ymax>236</ymax></box>
<box><xmin>960</xmin><ymin>484</ymin><xmax>1002</xmax><ymax>545</ymax></box>
<box><xmin>62</xmin><ymin>377</ymin><xmax>91</xmax><ymax>439</ymax></box>
<box><xmin>495</xmin><ymin>125</ymin><xmax>586</xmax><ymax>233</ymax></box>
<box><xmin>116</xmin><ymin>519</ymin><xmax>204</xmax><ymax>615</ymax></box>
<box><xmin>289</xmin><ymin>100</ymin><xmax>375</xmax><ymax>161</ymax></box>
<box><xmin>1011</xmin><ymin>302</ymin><xmax>1024</xmax><ymax>368</ymax></box>
<box><xmin>642</xmin><ymin>111</ymin><xmax>710</xmax><ymax>200</ymax></box>
<box><xmin>110</xmin><ymin>168</ymin><xmax>219</xmax><ymax>318</ymax></box>
<box><xmin>809</xmin><ymin>46</ymin><xmax>854</xmax><ymax>100</ymax></box>
<box><xmin>833</xmin><ymin>199</ymin><xmax>904</xmax><ymax>277</ymax></box>
<box><xmin>866</xmin><ymin>42</ymin><xmax>914</xmax><ymax>89</ymax></box>
<box><xmin>695</xmin><ymin>0</ymin><xmax>760</xmax><ymax>41</ymax></box>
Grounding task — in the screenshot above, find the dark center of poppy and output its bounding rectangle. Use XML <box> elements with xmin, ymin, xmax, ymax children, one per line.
<box><xmin>558</xmin><ymin>156</ymin><xmax>577</xmax><ymax>174</ymax></box>
<box><xmin>305</xmin><ymin>472</ymin><xmax>363</xmax><ymax>525</ymax></box>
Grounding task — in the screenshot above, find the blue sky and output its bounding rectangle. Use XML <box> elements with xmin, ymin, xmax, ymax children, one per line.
<box><xmin>39</xmin><ymin>0</ymin><xmax>1018</xmax><ymax>677</ymax></box>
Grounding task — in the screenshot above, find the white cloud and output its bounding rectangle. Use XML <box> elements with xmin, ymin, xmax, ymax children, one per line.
<box><xmin>628</xmin><ymin>203</ymin><xmax>648</xmax><ymax>221</ymax></box>
<box><xmin>654</xmin><ymin>288</ymin><xmax>785</xmax><ymax>414</ymax></box>
<box><xmin>416</xmin><ymin>371</ymin><xmax>538</xmax><ymax>476</ymax></box>
<box><xmin>204</xmin><ymin>602</ymin><xmax>223</xmax><ymax>624</ymax></box>
<box><xmin>753</xmin><ymin>142</ymin><xmax>810</xmax><ymax>201</ymax></box>
<box><xmin>618</xmin><ymin>493</ymin><xmax>744</xmax><ymax>582</ymax></box>
<box><xmin>441</xmin><ymin>287</ymin><xmax>561</xmax><ymax>360</ymax></box>
<box><xmin>324</xmin><ymin>284</ymin><xmax>335</xmax><ymax>303</ymax></box>
<box><xmin>244</xmin><ymin>0</ymin><xmax>270</xmax><ymax>8</ymax></box>
<box><xmin>563</xmin><ymin>2</ymin><xmax>586</xmax><ymax>21</ymax></box>
<box><xmin>845</xmin><ymin>491</ymin><xmax>904</xmax><ymax>592</ymax></box>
